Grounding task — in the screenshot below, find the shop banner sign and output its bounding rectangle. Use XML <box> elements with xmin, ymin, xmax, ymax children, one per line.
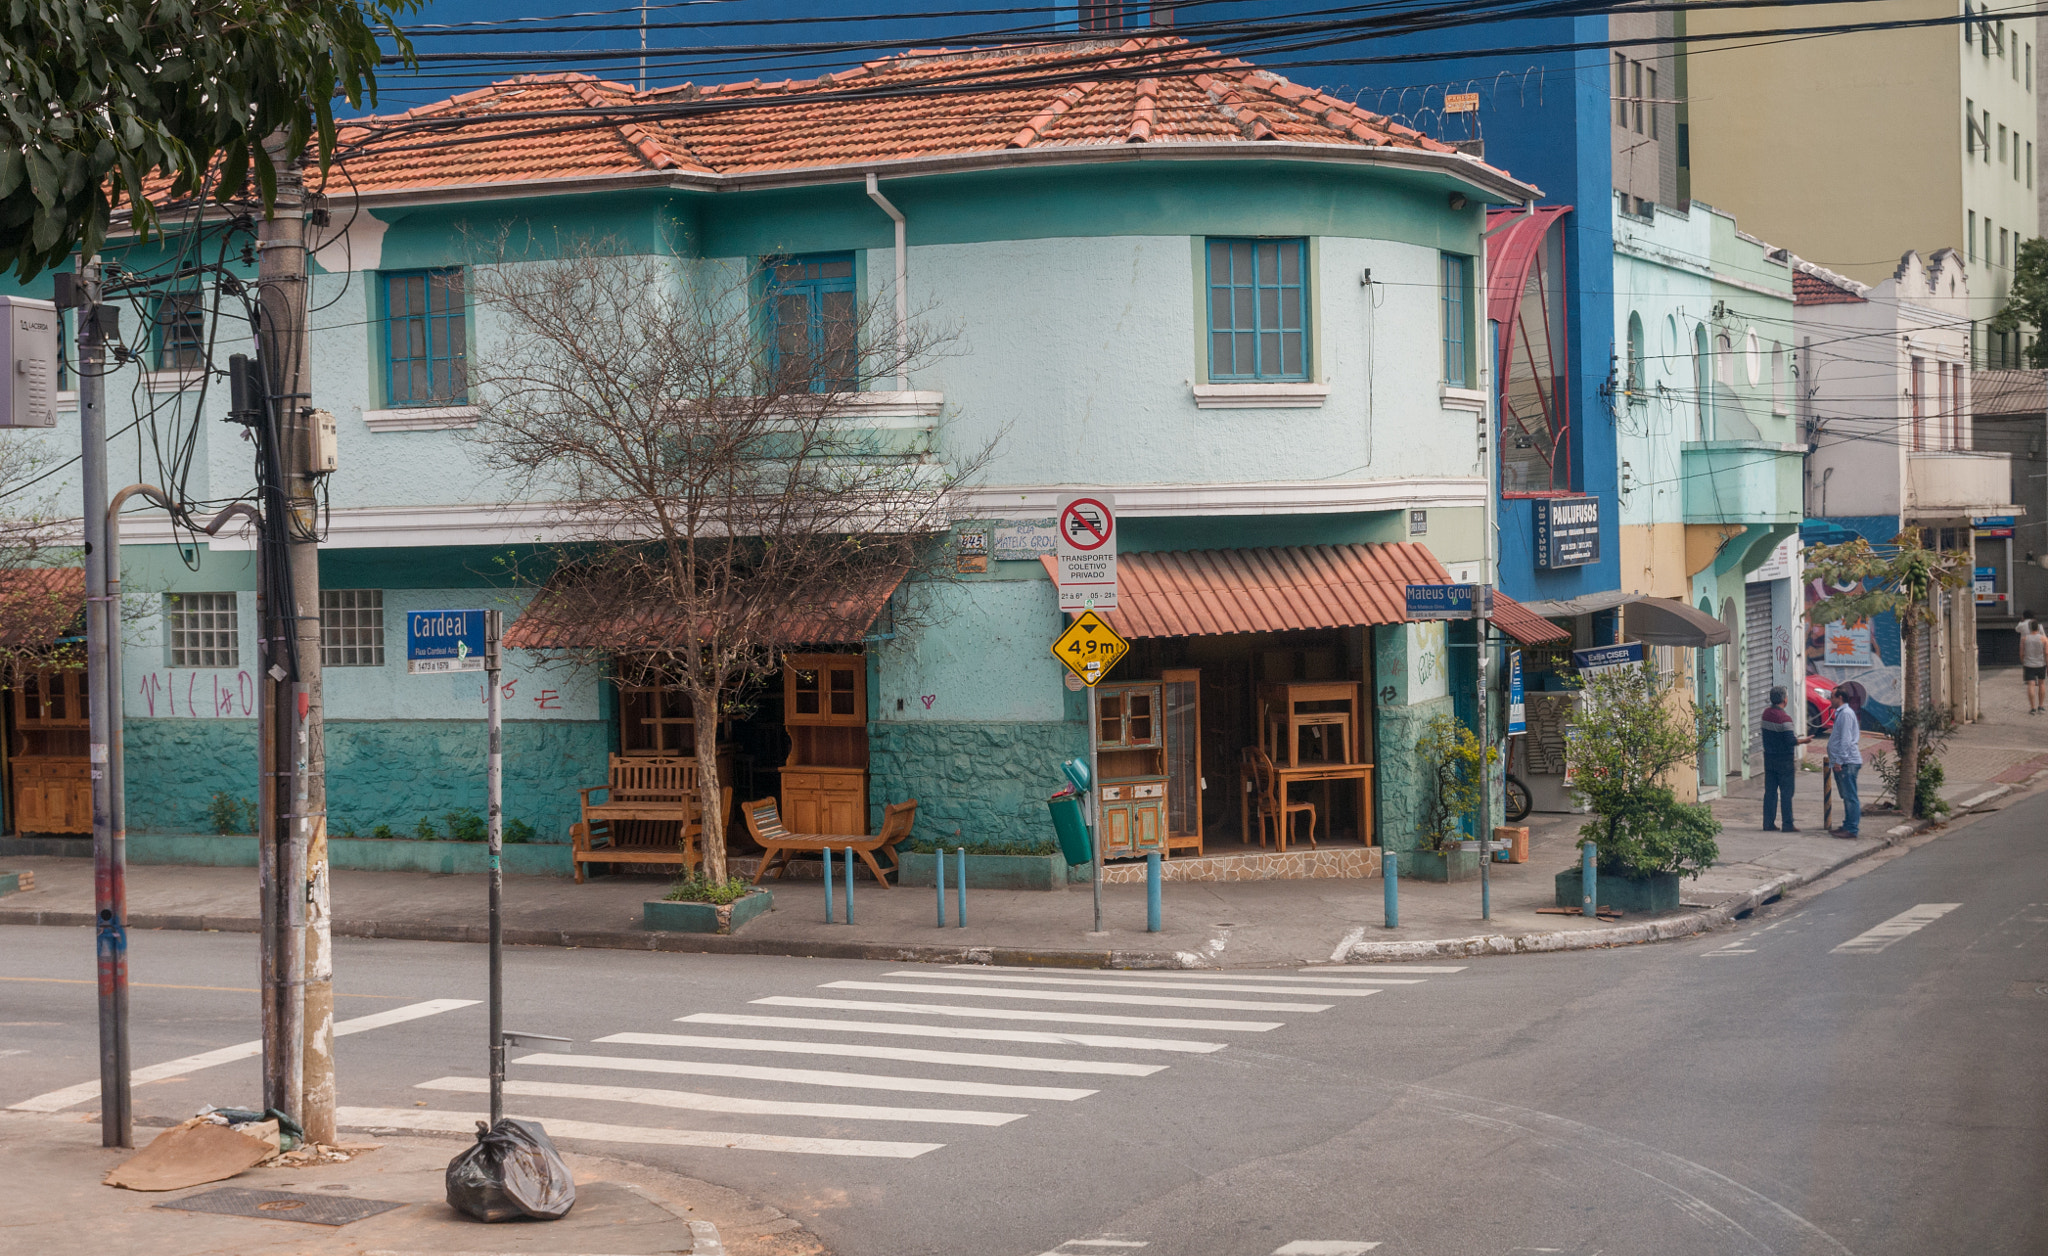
<box><xmin>1975</xmin><ymin>565</ymin><xmax>1998</xmax><ymax>605</ymax></box>
<box><xmin>408</xmin><ymin>609</ymin><xmax>489</xmax><ymax>674</ymax></box>
<box><xmin>1975</xmin><ymin>515</ymin><xmax>2016</xmax><ymax>539</ymax></box>
<box><xmin>1405</xmin><ymin>583</ymin><xmax>1492</xmax><ymax>620</ymax></box>
<box><xmin>1821</xmin><ymin>620</ymin><xmax>1874</xmax><ymax>668</ymax></box>
<box><xmin>1507</xmin><ymin>650</ymin><xmax>1526</xmax><ymax>735</ymax></box>
<box><xmin>1533</xmin><ymin>497</ymin><xmax>1601</xmax><ymax>569</ymax></box>
<box><xmin>1571</xmin><ymin>641</ymin><xmax>1645</xmax><ymax>675</ymax></box>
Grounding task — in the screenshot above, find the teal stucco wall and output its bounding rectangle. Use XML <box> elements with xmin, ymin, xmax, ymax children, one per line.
<box><xmin>868</xmin><ymin>720</ymin><xmax>1086</xmax><ymax>850</ymax></box>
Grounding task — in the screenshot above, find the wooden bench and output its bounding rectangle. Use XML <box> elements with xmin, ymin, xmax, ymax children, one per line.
<box><xmin>570</xmin><ymin>755</ymin><xmax>732</xmax><ymax>884</ymax></box>
<box><xmin>742</xmin><ymin>797</ymin><xmax>917</xmax><ymax>887</ymax></box>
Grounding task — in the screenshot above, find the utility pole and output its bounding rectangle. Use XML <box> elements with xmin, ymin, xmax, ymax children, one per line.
<box><xmin>256</xmin><ymin>156</ymin><xmax>333</xmax><ymax>1145</ymax></box>
<box><xmin>77</xmin><ymin>256</ymin><xmax>131</xmax><ymax>1148</ymax></box>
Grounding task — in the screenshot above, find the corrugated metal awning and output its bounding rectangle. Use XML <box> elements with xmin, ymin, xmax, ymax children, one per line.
<box><xmin>502</xmin><ymin>566</ymin><xmax>903</xmax><ymax>651</ymax></box>
<box><xmin>1038</xmin><ymin>543</ymin><xmax>1452</xmax><ymax>638</ymax></box>
<box><xmin>1490</xmin><ymin>593</ymin><xmax>1572</xmax><ymax>645</ymax></box>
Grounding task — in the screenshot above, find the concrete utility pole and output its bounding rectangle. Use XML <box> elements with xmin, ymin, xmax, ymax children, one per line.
<box><xmin>256</xmin><ymin>158</ymin><xmax>333</xmax><ymax>1145</ymax></box>
<box><xmin>77</xmin><ymin>256</ymin><xmax>132</xmax><ymax>1149</ymax></box>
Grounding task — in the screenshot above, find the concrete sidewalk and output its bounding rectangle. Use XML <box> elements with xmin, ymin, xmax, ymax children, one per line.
<box><xmin>0</xmin><ymin>1109</ymin><xmax>822</xmax><ymax>1256</ymax></box>
<box><xmin>4</xmin><ymin>669</ymin><xmax>2043</xmax><ymax>968</ymax></box>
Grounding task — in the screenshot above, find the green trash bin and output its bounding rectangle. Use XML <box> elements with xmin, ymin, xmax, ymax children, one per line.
<box><xmin>1048</xmin><ymin>789</ymin><xmax>1092</xmax><ymax>867</ymax></box>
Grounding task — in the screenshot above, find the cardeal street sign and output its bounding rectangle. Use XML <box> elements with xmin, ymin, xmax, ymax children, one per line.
<box><xmin>407</xmin><ymin>609</ymin><xmax>489</xmax><ymax>674</ymax></box>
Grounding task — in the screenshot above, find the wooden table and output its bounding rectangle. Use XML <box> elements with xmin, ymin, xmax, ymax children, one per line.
<box><xmin>1240</xmin><ymin>761</ymin><xmax>1373</xmax><ymax>852</ymax></box>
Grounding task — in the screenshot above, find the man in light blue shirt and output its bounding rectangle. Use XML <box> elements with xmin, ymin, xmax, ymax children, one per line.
<box><xmin>1826</xmin><ymin>688</ymin><xmax>1862</xmax><ymax>838</ymax></box>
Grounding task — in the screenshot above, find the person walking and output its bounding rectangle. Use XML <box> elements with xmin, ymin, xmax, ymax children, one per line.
<box><xmin>2020</xmin><ymin>616</ymin><xmax>2047</xmax><ymax>715</ymax></box>
<box><xmin>1826</xmin><ymin>687</ymin><xmax>1862</xmax><ymax>838</ymax></box>
<box><xmin>1760</xmin><ymin>686</ymin><xmax>1805</xmax><ymax>831</ymax></box>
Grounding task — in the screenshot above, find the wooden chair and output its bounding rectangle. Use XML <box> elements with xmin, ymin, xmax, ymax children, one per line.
<box><xmin>744</xmin><ymin>797</ymin><xmax>918</xmax><ymax>887</ymax></box>
<box><xmin>571</xmin><ymin>754</ymin><xmax>731</xmax><ymax>883</ymax></box>
<box><xmin>1249</xmin><ymin>746</ymin><xmax>1316</xmax><ymax>851</ymax></box>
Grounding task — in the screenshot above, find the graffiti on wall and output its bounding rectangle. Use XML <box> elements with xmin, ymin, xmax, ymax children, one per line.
<box><xmin>137</xmin><ymin>670</ymin><xmax>256</xmax><ymax>718</ymax></box>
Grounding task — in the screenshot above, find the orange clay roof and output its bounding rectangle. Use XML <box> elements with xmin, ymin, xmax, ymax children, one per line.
<box><xmin>329</xmin><ymin>37</ymin><xmax>1496</xmax><ymax>194</ymax></box>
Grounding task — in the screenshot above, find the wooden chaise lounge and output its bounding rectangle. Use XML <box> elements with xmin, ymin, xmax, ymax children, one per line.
<box><xmin>742</xmin><ymin>797</ymin><xmax>917</xmax><ymax>887</ymax></box>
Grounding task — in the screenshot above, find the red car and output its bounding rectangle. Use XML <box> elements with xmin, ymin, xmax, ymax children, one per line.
<box><xmin>1805</xmin><ymin>674</ymin><xmax>1837</xmax><ymax>731</ymax></box>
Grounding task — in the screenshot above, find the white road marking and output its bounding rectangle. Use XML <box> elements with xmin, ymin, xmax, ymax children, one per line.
<box><xmin>417</xmin><ymin>1076</ymin><xmax>1024</xmax><ymax>1126</ymax></box>
<box><xmin>753</xmin><ymin>996</ymin><xmax>1283</xmax><ymax>1032</ymax></box>
<box><xmin>949</xmin><ymin>965</ymin><xmax>1419</xmax><ymax>985</ymax></box>
<box><xmin>1832</xmin><ymin>903</ymin><xmax>1962</xmax><ymax>954</ymax></box>
<box><xmin>822</xmin><ymin>981</ymin><xmax>1331</xmax><ymax>1013</ymax></box>
<box><xmin>514</xmin><ymin>1052</ymin><xmax>1097</xmax><ymax>1100</ymax></box>
<box><xmin>903</xmin><ymin>971</ymin><xmax>1389</xmax><ymax>995</ymax></box>
<box><xmin>337</xmin><ymin>1105</ymin><xmax>942</xmax><ymax>1158</ymax></box>
<box><xmin>596</xmin><ymin>1032</ymin><xmax>1166</xmax><ymax>1076</ymax></box>
<box><xmin>681</xmin><ymin>1013</ymin><xmax>1227</xmax><ymax>1053</ymax></box>
<box><xmin>1035</xmin><ymin>1241</ymin><xmax>1149</xmax><ymax>1254</ymax></box>
<box><xmin>1300</xmin><ymin>965</ymin><xmax>1467</xmax><ymax>974</ymax></box>
<box><xmin>7</xmin><ymin>998</ymin><xmax>478</xmax><ymax>1113</ymax></box>
<box><xmin>1273</xmin><ymin>1243</ymin><xmax>1380</xmax><ymax>1255</ymax></box>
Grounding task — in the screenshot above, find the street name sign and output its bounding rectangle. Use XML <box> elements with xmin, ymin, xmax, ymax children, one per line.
<box><xmin>1051</xmin><ymin>610</ymin><xmax>1129</xmax><ymax>688</ymax></box>
<box><xmin>407</xmin><ymin>609</ymin><xmax>489</xmax><ymax>674</ymax></box>
<box><xmin>1055</xmin><ymin>492</ymin><xmax>1117</xmax><ymax>611</ymax></box>
<box><xmin>1404</xmin><ymin>583</ymin><xmax>1492</xmax><ymax>620</ymax></box>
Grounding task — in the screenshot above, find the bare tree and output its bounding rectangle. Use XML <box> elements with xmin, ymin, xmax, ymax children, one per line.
<box><xmin>467</xmin><ymin>239</ymin><xmax>986</xmax><ymax>881</ymax></box>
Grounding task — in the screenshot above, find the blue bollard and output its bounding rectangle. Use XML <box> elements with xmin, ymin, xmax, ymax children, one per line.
<box><xmin>843</xmin><ymin>847</ymin><xmax>854</xmax><ymax>925</ymax></box>
<box><xmin>1581</xmin><ymin>841</ymin><xmax>1597</xmax><ymax>920</ymax></box>
<box><xmin>824</xmin><ymin>847</ymin><xmax>835</xmax><ymax>923</ymax></box>
<box><xmin>1383</xmin><ymin>849</ymin><xmax>1399</xmax><ymax>929</ymax></box>
<box><xmin>1146</xmin><ymin>851</ymin><xmax>1162</xmax><ymax>932</ymax></box>
<box><xmin>957</xmin><ymin>847</ymin><xmax>967</xmax><ymax>928</ymax></box>
<box><xmin>936</xmin><ymin>847</ymin><xmax>948</xmax><ymax>927</ymax></box>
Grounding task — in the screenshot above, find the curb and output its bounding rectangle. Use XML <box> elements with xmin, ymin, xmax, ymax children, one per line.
<box><xmin>1339</xmin><ymin>828</ymin><xmax>1920</xmax><ymax>963</ymax></box>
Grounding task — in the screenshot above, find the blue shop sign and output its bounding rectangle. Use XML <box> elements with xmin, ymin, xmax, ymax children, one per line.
<box><xmin>1404</xmin><ymin>583</ymin><xmax>1492</xmax><ymax>621</ymax></box>
<box><xmin>1533</xmin><ymin>496</ymin><xmax>1602</xmax><ymax>569</ymax></box>
<box><xmin>1507</xmin><ymin>651</ymin><xmax>1526</xmax><ymax>735</ymax></box>
<box><xmin>1571</xmin><ymin>641</ymin><xmax>1645</xmax><ymax>674</ymax></box>
<box><xmin>407</xmin><ymin>609</ymin><xmax>489</xmax><ymax>674</ymax></box>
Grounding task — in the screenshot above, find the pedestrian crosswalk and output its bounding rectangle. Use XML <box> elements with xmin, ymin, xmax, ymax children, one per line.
<box><xmin>1032</xmin><ymin>1237</ymin><xmax>1380</xmax><ymax>1256</ymax></box>
<box><xmin>342</xmin><ymin>962</ymin><xmax>1465</xmax><ymax>1174</ymax></box>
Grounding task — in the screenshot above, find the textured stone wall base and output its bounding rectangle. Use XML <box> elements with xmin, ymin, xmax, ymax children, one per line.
<box><xmin>1099</xmin><ymin>846</ymin><xmax>1380</xmax><ymax>884</ymax></box>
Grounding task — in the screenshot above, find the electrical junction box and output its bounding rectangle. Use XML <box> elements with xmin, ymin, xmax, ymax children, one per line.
<box><xmin>0</xmin><ymin>296</ymin><xmax>59</xmax><ymax>429</ymax></box>
<box><xmin>312</xmin><ymin>408</ymin><xmax>338</xmax><ymax>473</ymax></box>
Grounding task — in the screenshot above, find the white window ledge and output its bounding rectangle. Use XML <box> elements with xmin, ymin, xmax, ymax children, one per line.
<box><xmin>144</xmin><ymin>370</ymin><xmax>205</xmax><ymax>393</ymax></box>
<box><xmin>768</xmin><ymin>391</ymin><xmax>944</xmax><ymax>420</ymax></box>
<box><xmin>363</xmin><ymin>405</ymin><xmax>479</xmax><ymax>432</ymax></box>
<box><xmin>1439</xmin><ymin>385</ymin><xmax>1488</xmax><ymax>413</ymax></box>
<box><xmin>1191</xmin><ymin>382</ymin><xmax>1330</xmax><ymax>409</ymax></box>
<box><xmin>55</xmin><ymin>389</ymin><xmax>78</xmax><ymax>411</ymax></box>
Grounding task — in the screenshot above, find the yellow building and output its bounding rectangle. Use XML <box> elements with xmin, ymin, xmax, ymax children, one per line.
<box><xmin>1685</xmin><ymin>0</ymin><xmax>2036</xmax><ymax>366</ymax></box>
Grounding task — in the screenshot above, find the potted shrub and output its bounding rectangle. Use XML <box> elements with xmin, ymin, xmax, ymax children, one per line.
<box><xmin>644</xmin><ymin>873</ymin><xmax>773</xmax><ymax>934</ymax></box>
<box><xmin>1557</xmin><ymin>662</ymin><xmax>1722</xmax><ymax>913</ymax></box>
<box><xmin>1406</xmin><ymin>714</ymin><xmax>1496</xmax><ymax>882</ymax></box>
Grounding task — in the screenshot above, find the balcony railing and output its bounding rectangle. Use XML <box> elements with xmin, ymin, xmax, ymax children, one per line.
<box><xmin>1681</xmin><ymin>441</ymin><xmax>1804</xmax><ymax>526</ymax></box>
<box><xmin>1905</xmin><ymin>449</ymin><xmax>2014</xmax><ymax>516</ymax></box>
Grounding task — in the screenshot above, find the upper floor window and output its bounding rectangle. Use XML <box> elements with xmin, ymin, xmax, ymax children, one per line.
<box><xmin>1714</xmin><ymin>332</ymin><xmax>1735</xmax><ymax>386</ymax></box>
<box><xmin>155</xmin><ymin>291</ymin><xmax>204</xmax><ymax>372</ymax></box>
<box><xmin>320</xmin><ymin>589</ymin><xmax>385</xmax><ymax>667</ymax></box>
<box><xmin>1442</xmin><ymin>252</ymin><xmax>1473</xmax><ymax>388</ymax></box>
<box><xmin>166</xmin><ymin>592</ymin><xmax>238</xmax><ymax>667</ymax></box>
<box><xmin>1206</xmin><ymin>238</ymin><xmax>1309</xmax><ymax>382</ymax></box>
<box><xmin>765</xmin><ymin>253</ymin><xmax>857</xmax><ymax>393</ymax></box>
<box><xmin>384</xmin><ymin>268</ymin><xmax>467</xmax><ymax>407</ymax></box>
<box><xmin>1692</xmin><ymin>324</ymin><xmax>1712</xmax><ymax>438</ymax></box>
<box><xmin>1625</xmin><ymin>312</ymin><xmax>1646</xmax><ymax>397</ymax></box>
<box><xmin>1770</xmin><ymin>342</ymin><xmax>1787</xmax><ymax>415</ymax></box>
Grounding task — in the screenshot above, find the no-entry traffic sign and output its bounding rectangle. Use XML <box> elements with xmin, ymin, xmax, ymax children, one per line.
<box><xmin>1056</xmin><ymin>493</ymin><xmax>1117</xmax><ymax>611</ymax></box>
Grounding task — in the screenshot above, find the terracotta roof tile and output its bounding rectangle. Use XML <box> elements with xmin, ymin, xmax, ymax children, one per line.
<box><xmin>327</xmin><ymin>37</ymin><xmax>1484</xmax><ymax>195</ymax></box>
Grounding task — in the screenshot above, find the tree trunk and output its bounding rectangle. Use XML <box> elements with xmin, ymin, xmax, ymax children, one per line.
<box><xmin>691</xmin><ymin>687</ymin><xmax>727</xmax><ymax>882</ymax></box>
<box><xmin>1899</xmin><ymin>610</ymin><xmax>1921</xmax><ymax>817</ymax></box>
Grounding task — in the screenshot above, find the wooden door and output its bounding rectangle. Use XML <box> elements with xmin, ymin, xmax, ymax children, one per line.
<box><xmin>1162</xmin><ymin>668</ymin><xmax>1202</xmax><ymax>848</ymax></box>
<box><xmin>819</xmin><ymin>771</ymin><xmax>865</xmax><ymax>834</ymax></box>
<box><xmin>1100</xmin><ymin>801</ymin><xmax>1131</xmax><ymax>856</ymax></box>
<box><xmin>1131</xmin><ymin>799</ymin><xmax>1163</xmax><ymax>852</ymax></box>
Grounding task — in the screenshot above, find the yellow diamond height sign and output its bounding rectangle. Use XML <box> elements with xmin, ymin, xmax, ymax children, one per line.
<box><xmin>1052</xmin><ymin>610</ymin><xmax>1130</xmax><ymax>688</ymax></box>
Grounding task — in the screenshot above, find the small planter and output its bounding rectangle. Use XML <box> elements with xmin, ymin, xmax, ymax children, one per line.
<box><xmin>1553</xmin><ymin>867</ymin><xmax>1681</xmax><ymax>914</ymax></box>
<box><xmin>1402</xmin><ymin>847</ymin><xmax>1483</xmax><ymax>882</ymax></box>
<box><xmin>644</xmin><ymin>889</ymin><xmax>773</xmax><ymax>935</ymax></box>
<box><xmin>898</xmin><ymin>851</ymin><xmax>1065</xmax><ymax>891</ymax></box>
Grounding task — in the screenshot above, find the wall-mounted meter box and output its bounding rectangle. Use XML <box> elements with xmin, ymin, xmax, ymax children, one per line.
<box><xmin>312</xmin><ymin>408</ymin><xmax>338</xmax><ymax>473</ymax></box>
<box><xmin>0</xmin><ymin>296</ymin><xmax>60</xmax><ymax>429</ymax></box>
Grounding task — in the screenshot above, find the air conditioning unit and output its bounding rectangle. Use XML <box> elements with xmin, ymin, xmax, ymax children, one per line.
<box><xmin>0</xmin><ymin>296</ymin><xmax>59</xmax><ymax>429</ymax></box>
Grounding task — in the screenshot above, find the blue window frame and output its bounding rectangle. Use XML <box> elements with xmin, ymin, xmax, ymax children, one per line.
<box><xmin>383</xmin><ymin>268</ymin><xmax>467</xmax><ymax>407</ymax></box>
<box><xmin>1206</xmin><ymin>238</ymin><xmax>1309</xmax><ymax>381</ymax></box>
<box><xmin>155</xmin><ymin>291</ymin><xmax>205</xmax><ymax>372</ymax></box>
<box><xmin>1441</xmin><ymin>252</ymin><xmax>1473</xmax><ymax>387</ymax></box>
<box><xmin>765</xmin><ymin>253</ymin><xmax>857</xmax><ymax>392</ymax></box>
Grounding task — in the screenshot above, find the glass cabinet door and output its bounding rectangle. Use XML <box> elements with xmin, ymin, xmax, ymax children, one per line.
<box><xmin>1125</xmin><ymin>689</ymin><xmax>1155</xmax><ymax>745</ymax></box>
<box><xmin>1097</xmin><ymin>692</ymin><xmax>1126</xmax><ymax>746</ymax></box>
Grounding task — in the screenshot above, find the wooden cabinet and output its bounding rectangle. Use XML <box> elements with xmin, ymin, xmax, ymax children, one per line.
<box><xmin>782</xmin><ymin>653</ymin><xmax>869</xmax><ymax>836</ymax></box>
<box><xmin>1096</xmin><ymin>682</ymin><xmax>1166</xmax><ymax>857</ymax></box>
<box><xmin>8</xmin><ymin>667</ymin><xmax>91</xmax><ymax>835</ymax></box>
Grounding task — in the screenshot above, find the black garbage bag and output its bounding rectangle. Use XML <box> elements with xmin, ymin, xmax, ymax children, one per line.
<box><xmin>445</xmin><ymin>1118</ymin><xmax>577</xmax><ymax>1222</ymax></box>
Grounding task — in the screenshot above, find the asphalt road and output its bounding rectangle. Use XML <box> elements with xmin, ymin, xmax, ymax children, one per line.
<box><xmin>4</xmin><ymin>791</ymin><xmax>2045</xmax><ymax>1256</ymax></box>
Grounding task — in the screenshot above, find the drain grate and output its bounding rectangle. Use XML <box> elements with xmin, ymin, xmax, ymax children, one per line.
<box><xmin>2007</xmin><ymin>981</ymin><xmax>2048</xmax><ymax>1000</ymax></box>
<box><xmin>155</xmin><ymin>1188</ymin><xmax>407</xmax><ymax>1227</ymax></box>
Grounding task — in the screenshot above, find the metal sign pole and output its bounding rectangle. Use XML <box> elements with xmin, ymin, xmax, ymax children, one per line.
<box><xmin>1088</xmin><ymin>682</ymin><xmax>1102</xmax><ymax>934</ymax></box>
<box><xmin>485</xmin><ymin>611</ymin><xmax>505</xmax><ymax>1126</ymax></box>
<box><xmin>1478</xmin><ymin>594</ymin><xmax>1492</xmax><ymax>922</ymax></box>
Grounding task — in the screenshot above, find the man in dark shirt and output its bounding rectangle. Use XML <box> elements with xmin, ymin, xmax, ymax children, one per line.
<box><xmin>1761</xmin><ymin>686</ymin><xmax>1801</xmax><ymax>831</ymax></box>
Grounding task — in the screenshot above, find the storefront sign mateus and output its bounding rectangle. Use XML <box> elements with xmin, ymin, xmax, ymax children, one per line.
<box><xmin>1533</xmin><ymin>496</ymin><xmax>1601</xmax><ymax>569</ymax></box>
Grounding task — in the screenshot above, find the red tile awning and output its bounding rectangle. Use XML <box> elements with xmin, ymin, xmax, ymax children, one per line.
<box><xmin>1490</xmin><ymin>592</ymin><xmax>1572</xmax><ymax>645</ymax></box>
<box><xmin>502</xmin><ymin>567</ymin><xmax>904</xmax><ymax>651</ymax></box>
<box><xmin>1038</xmin><ymin>543</ymin><xmax>1453</xmax><ymax>638</ymax></box>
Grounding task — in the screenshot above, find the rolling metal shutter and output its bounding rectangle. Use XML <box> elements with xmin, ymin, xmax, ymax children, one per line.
<box><xmin>1745</xmin><ymin>583</ymin><xmax>1774</xmax><ymax>758</ymax></box>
